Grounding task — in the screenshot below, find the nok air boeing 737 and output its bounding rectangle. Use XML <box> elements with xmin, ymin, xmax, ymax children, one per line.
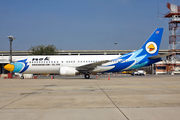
<box><xmin>4</xmin><ymin>28</ymin><xmax>168</xmax><ymax>79</ymax></box>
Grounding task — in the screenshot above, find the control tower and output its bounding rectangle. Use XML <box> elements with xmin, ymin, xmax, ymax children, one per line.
<box><xmin>164</xmin><ymin>3</ymin><xmax>180</xmax><ymax>74</ymax></box>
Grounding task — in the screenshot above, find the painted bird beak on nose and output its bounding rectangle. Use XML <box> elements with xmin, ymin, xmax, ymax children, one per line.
<box><xmin>4</xmin><ymin>64</ymin><xmax>14</xmax><ymax>72</ymax></box>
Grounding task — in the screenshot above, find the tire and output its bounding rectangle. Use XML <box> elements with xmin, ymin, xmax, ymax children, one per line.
<box><xmin>20</xmin><ymin>76</ymin><xmax>24</xmax><ymax>79</ymax></box>
<box><xmin>84</xmin><ymin>74</ymin><xmax>90</xmax><ymax>79</ymax></box>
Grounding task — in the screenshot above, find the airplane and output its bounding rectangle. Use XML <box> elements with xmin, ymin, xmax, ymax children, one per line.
<box><xmin>4</xmin><ymin>28</ymin><xmax>169</xmax><ymax>79</ymax></box>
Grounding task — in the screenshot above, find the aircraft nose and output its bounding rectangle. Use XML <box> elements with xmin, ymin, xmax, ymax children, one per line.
<box><xmin>4</xmin><ymin>64</ymin><xmax>14</xmax><ymax>72</ymax></box>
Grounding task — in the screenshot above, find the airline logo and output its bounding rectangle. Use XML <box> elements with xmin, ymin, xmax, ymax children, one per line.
<box><xmin>145</xmin><ymin>42</ymin><xmax>157</xmax><ymax>54</ymax></box>
<box><xmin>156</xmin><ymin>31</ymin><xmax>160</xmax><ymax>34</ymax></box>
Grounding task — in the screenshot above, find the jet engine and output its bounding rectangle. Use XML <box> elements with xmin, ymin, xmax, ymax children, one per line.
<box><xmin>59</xmin><ymin>67</ymin><xmax>78</xmax><ymax>76</ymax></box>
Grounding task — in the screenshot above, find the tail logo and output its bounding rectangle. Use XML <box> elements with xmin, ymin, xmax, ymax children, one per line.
<box><xmin>145</xmin><ymin>42</ymin><xmax>157</xmax><ymax>54</ymax></box>
<box><xmin>148</xmin><ymin>44</ymin><xmax>155</xmax><ymax>51</ymax></box>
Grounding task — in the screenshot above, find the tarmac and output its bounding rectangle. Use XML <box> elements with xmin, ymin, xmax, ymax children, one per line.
<box><xmin>0</xmin><ymin>75</ymin><xmax>180</xmax><ymax>120</ymax></box>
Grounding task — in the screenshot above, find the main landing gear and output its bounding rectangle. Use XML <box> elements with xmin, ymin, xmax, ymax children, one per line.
<box><xmin>84</xmin><ymin>74</ymin><xmax>90</xmax><ymax>79</ymax></box>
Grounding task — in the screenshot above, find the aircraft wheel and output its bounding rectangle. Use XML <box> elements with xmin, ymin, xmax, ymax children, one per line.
<box><xmin>84</xmin><ymin>74</ymin><xmax>90</xmax><ymax>79</ymax></box>
<box><xmin>20</xmin><ymin>76</ymin><xmax>24</xmax><ymax>79</ymax></box>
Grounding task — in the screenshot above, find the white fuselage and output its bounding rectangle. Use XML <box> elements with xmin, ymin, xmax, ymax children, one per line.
<box><xmin>24</xmin><ymin>55</ymin><xmax>121</xmax><ymax>74</ymax></box>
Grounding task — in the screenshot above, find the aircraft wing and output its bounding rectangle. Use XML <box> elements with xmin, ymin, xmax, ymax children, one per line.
<box><xmin>76</xmin><ymin>60</ymin><xmax>111</xmax><ymax>72</ymax></box>
<box><xmin>148</xmin><ymin>53</ymin><xmax>173</xmax><ymax>59</ymax></box>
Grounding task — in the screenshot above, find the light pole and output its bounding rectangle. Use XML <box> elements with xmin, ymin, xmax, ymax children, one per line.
<box><xmin>7</xmin><ymin>36</ymin><xmax>16</xmax><ymax>63</ymax></box>
<box><xmin>115</xmin><ymin>43</ymin><xmax>117</xmax><ymax>55</ymax></box>
<box><xmin>2</xmin><ymin>54</ymin><xmax>4</xmax><ymax>74</ymax></box>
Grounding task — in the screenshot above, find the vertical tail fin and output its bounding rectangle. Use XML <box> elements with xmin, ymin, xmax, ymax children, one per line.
<box><xmin>139</xmin><ymin>28</ymin><xmax>164</xmax><ymax>57</ymax></box>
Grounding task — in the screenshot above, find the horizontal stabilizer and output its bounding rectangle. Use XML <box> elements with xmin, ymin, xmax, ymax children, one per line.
<box><xmin>148</xmin><ymin>53</ymin><xmax>173</xmax><ymax>59</ymax></box>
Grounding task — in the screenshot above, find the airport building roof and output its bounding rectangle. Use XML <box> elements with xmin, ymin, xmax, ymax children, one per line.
<box><xmin>0</xmin><ymin>49</ymin><xmax>171</xmax><ymax>56</ymax></box>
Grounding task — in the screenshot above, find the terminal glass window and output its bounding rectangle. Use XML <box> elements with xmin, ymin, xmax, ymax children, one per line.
<box><xmin>157</xmin><ymin>67</ymin><xmax>166</xmax><ymax>70</ymax></box>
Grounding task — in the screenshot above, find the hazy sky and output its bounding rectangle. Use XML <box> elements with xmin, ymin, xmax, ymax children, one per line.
<box><xmin>0</xmin><ymin>0</ymin><xmax>179</xmax><ymax>51</ymax></box>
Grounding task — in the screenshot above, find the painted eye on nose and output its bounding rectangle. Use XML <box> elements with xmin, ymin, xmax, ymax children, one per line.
<box><xmin>13</xmin><ymin>62</ymin><xmax>24</xmax><ymax>72</ymax></box>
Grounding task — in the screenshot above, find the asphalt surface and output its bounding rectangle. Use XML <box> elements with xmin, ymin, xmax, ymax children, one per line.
<box><xmin>0</xmin><ymin>75</ymin><xmax>180</xmax><ymax>120</ymax></box>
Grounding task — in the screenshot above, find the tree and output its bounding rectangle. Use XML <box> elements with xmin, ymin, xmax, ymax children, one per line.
<box><xmin>29</xmin><ymin>44</ymin><xmax>58</xmax><ymax>55</ymax></box>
